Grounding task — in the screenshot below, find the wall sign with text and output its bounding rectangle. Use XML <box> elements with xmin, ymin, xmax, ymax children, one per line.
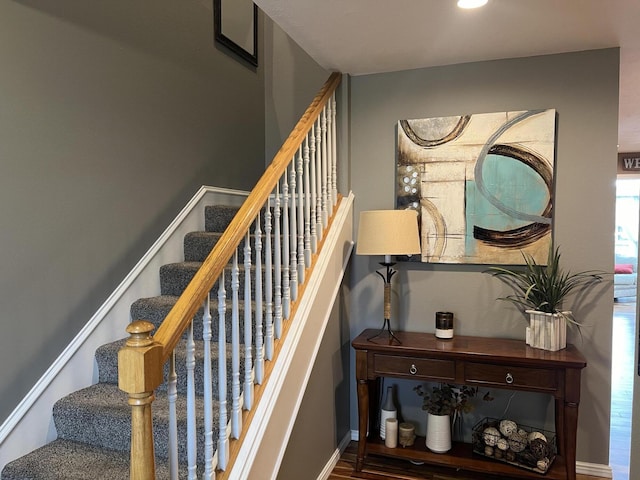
<box><xmin>618</xmin><ymin>153</ymin><xmax>640</xmax><ymax>174</ymax></box>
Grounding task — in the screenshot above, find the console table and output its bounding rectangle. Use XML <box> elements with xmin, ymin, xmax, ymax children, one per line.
<box><xmin>352</xmin><ymin>329</ymin><xmax>587</xmax><ymax>480</ymax></box>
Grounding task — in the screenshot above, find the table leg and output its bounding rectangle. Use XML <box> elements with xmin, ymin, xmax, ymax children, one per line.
<box><xmin>356</xmin><ymin>378</ymin><xmax>369</xmax><ymax>472</ymax></box>
<box><xmin>563</xmin><ymin>401</ymin><xmax>579</xmax><ymax>480</ymax></box>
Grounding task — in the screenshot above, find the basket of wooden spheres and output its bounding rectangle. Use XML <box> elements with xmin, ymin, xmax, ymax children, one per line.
<box><xmin>472</xmin><ymin>418</ymin><xmax>556</xmax><ymax>474</ymax></box>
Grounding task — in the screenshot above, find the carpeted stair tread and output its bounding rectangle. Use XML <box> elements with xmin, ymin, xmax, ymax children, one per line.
<box><xmin>130</xmin><ymin>295</ymin><xmax>259</xmax><ymax>328</ymax></box>
<box><xmin>160</xmin><ymin>262</ymin><xmax>259</xmax><ymax>297</ymax></box>
<box><xmin>1</xmin><ymin>204</ymin><xmax>259</xmax><ymax>479</ymax></box>
<box><xmin>184</xmin><ymin>231</ymin><xmax>224</xmax><ymax>262</ymax></box>
<box><xmin>129</xmin><ymin>295</ymin><xmax>261</xmax><ymax>342</ymax></box>
<box><xmin>53</xmin><ymin>383</ymin><xmax>217</xmax><ymax>464</ymax></box>
<box><xmin>0</xmin><ymin>439</ymin><xmax>189</xmax><ymax>480</ymax></box>
<box><xmin>205</xmin><ymin>205</ymin><xmax>240</xmax><ymax>233</ymax></box>
<box><xmin>204</xmin><ymin>205</ymin><xmax>273</xmax><ymax>234</ymax></box>
<box><xmin>184</xmin><ymin>232</ymin><xmax>254</xmax><ymax>263</ymax></box>
<box><xmin>96</xmin><ymin>338</ymin><xmax>248</xmax><ymax>397</ymax></box>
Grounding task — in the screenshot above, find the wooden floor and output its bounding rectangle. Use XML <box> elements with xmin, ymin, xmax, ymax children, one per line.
<box><xmin>610</xmin><ymin>299</ymin><xmax>636</xmax><ymax>480</ymax></box>
<box><xmin>329</xmin><ymin>442</ymin><xmax>603</xmax><ymax>480</ymax></box>
<box><xmin>330</xmin><ymin>301</ymin><xmax>636</xmax><ymax>480</ymax></box>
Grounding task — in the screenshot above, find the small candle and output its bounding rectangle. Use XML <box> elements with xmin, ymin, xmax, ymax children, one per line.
<box><xmin>435</xmin><ymin>311</ymin><xmax>454</xmax><ymax>339</ymax></box>
<box><xmin>398</xmin><ymin>422</ymin><xmax>416</xmax><ymax>447</ymax></box>
<box><xmin>385</xmin><ymin>418</ymin><xmax>398</xmax><ymax>448</ymax></box>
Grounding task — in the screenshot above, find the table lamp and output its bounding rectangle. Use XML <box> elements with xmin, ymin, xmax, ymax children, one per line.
<box><xmin>356</xmin><ymin>209</ymin><xmax>421</xmax><ymax>343</ymax></box>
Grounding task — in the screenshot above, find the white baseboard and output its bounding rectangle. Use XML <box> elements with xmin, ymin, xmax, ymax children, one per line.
<box><xmin>0</xmin><ymin>186</ymin><xmax>248</xmax><ymax>471</ymax></box>
<box><xmin>576</xmin><ymin>461</ymin><xmax>613</xmax><ymax>478</ymax></box>
<box><xmin>317</xmin><ymin>432</ymin><xmax>352</xmax><ymax>480</ymax></box>
<box><xmin>350</xmin><ymin>430</ymin><xmax>612</xmax><ymax>478</ymax></box>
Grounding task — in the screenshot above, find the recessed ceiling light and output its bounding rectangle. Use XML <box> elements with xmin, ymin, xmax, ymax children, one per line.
<box><xmin>457</xmin><ymin>0</ymin><xmax>488</xmax><ymax>9</ymax></box>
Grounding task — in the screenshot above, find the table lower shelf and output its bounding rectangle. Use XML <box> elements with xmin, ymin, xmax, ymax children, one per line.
<box><xmin>364</xmin><ymin>436</ymin><xmax>568</xmax><ymax>479</ymax></box>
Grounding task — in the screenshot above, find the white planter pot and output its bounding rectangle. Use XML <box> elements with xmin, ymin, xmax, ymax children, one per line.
<box><xmin>426</xmin><ymin>413</ymin><xmax>451</xmax><ymax>453</ymax></box>
<box><xmin>525</xmin><ymin>310</ymin><xmax>568</xmax><ymax>351</ymax></box>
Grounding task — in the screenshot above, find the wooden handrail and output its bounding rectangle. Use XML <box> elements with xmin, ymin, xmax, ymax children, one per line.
<box><xmin>153</xmin><ymin>72</ymin><xmax>342</xmax><ymax>360</ymax></box>
<box><xmin>119</xmin><ymin>71</ymin><xmax>342</xmax><ymax>479</ymax></box>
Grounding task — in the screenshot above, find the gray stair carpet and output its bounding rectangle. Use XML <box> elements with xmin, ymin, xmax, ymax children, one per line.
<box><xmin>1</xmin><ymin>205</ymin><xmax>246</xmax><ymax>479</ymax></box>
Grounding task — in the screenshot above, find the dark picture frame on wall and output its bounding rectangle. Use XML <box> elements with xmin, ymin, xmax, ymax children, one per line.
<box><xmin>214</xmin><ymin>0</ymin><xmax>258</xmax><ymax>67</ymax></box>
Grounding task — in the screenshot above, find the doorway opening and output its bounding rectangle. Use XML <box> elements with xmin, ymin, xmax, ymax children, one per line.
<box><xmin>610</xmin><ymin>178</ymin><xmax>639</xmax><ymax>480</ymax></box>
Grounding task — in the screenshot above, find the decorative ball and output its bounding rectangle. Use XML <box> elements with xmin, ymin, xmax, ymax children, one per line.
<box><xmin>528</xmin><ymin>431</ymin><xmax>547</xmax><ymax>444</ymax></box>
<box><xmin>494</xmin><ymin>448</ymin><xmax>504</xmax><ymax>459</ymax></box>
<box><xmin>484</xmin><ymin>445</ymin><xmax>494</xmax><ymax>456</ymax></box>
<box><xmin>505</xmin><ymin>450</ymin><xmax>516</xmax><ymax>462</ymax></box>
<box><xmin>508</xmin><ymin>431</ymin><xmax>528</xmax><ymax>453</ymax></box>
<box><xmin>529</xmin><ymin>438</ymin><xmax>550</xmax><ymax>460</ymax></box>
<box><xmin>517</xmin><ymin>428</ymin><xmax>527</xmax><ymax>438</ymax></box>
<box><xmin>483</xmin><ymin>427</ymin><xmax>501</xmax><ymax>447</ymax></box>
<box><xmin>537</xmin><ymin>458</ymin><xmax>550</xmax><ymax>472</ymax></box>
<box><xmin>496</xmin><ymin>437</ymin><xmax>509</xmax><ymax>451</ymax></box>
<box><xmin>499</xmin><ymin>419</ymin><xmax>518</xmax><ymax>437</ymax></box>
<box><xmin>518</xmin><ymin>451</ymin><xmax>538</xmax><ymax>468</ymax></box>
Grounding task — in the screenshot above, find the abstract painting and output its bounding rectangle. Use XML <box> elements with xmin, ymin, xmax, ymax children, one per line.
<box><xmin>396</xmin><ymin>109</ymin><xmax>556</xmax><ymax>265</ymax></box>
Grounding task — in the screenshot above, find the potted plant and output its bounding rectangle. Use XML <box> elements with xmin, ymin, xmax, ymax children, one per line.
<box><xmin>414</xmin><ymin>383</ymin><xmax>490</xmax><ymax>453</ymax></box>
<box><xmin>485</xmin><ymin>245</ymin><xmax>604</xmax><ymax>351</ymax></box>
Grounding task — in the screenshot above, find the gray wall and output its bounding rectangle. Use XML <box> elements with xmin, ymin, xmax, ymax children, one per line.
<box><xmin>261</xmin><ymin>15</ymin><xmax>354</xmax><ymax>477</ymax></box>
<box><xmin>277</xmin><ymin>283</ymin><xmax>351</xmax><ymax>479</ymax></box>
<box><xmin>263</xmin><ymin>18</ymin><xmax>329</xmax><ymax>162</ymax></box>
<box><xmin>349</xmin><ymin>49</ymin><xmax>619</xmax><ymax>465</ymax></box>
<box><xmin>0</xmin><ymin>0</ymin><xmax>265</xmax><ymax>423</ymax></box>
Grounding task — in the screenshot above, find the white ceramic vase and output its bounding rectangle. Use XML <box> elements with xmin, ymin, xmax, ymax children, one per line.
<box><xmin>525</xmin><ymin>310</ymin><xmax>568</xmax><ymax>351</ymax></box>
<box><xmin>425</xmin><ymin>413</ymin><xmax>451</xmax><ymax>453</ymax></box>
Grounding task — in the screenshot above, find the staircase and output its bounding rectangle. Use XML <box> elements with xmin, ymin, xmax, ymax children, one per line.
<box><xmin>1</xmin><ymin>72</ymin><xmax>346</xmax><ymax>479</ymax></box>
<box><xmin>1</xmin><ymin>205</ymin><xmax>254</xmax><ymax>480</ymax></box>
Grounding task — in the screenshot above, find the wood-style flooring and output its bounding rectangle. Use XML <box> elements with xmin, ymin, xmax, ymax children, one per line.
<box><xmin>329</xmin><ymin>442</ymin><xmax>603</xmax><ymax>480</ymax></box>
<box><xmin>610</xmin><ymin>299</ymin><xmax>636</xmax><ymax>480</ymax></box>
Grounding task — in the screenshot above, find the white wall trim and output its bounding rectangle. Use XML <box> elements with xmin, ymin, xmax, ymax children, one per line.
<box><xmin>576</xmin><ymin>461</ymin><xmax>613</xmax><ymax>478</ymax></box>
<box><xmin>317</xmin><ymin>432</ymin><xmax>352</xmax><ymax>480</ymax></box>
<box><xmin>0</xmin><ymin>186</ymin><xmax>248</xmax><ymax>471</ymax></box>
<box><xmin>231</xmin><ymin>192</ymin><xmax>354</xmax><ymax>479</ymax></box>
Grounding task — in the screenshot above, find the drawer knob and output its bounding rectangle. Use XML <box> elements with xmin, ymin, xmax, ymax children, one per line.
<box><xmin>505</xmin><ymin>373</ymin><xmax>514</xmax><ymax>384</ymax></box>
<box><xmin>409</xmin><ymin>364</ymin><xmax>418</xmax><ymax>375</ymax></box>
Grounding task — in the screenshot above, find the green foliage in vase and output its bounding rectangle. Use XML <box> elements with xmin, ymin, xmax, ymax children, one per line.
<box><xmin>414</xmin><ymin>383</ymin><xmax>492</xmax><ymax>416</ymax></box>
<box><xmin>485</xmin><ymin>245</ymin><xmax>604</xmax><ymax>325</ymax></box>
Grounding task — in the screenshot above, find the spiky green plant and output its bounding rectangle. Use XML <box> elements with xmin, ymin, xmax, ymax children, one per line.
<box><xmin>486</xmin><ymin>246</ymin><xmax>604</xmax><ymax>326</ymax></box>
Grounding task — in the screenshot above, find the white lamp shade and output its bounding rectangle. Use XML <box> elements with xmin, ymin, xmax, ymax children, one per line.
<box><xmin>356</xmin><ymin>210</ymin><xmax>421</xmax><ymax>256</ymax></box>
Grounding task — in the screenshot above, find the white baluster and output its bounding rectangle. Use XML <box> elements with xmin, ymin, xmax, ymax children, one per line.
<box><xmin>303</xmin><ymin>136</ymin><xmax>312</xmax><ymax>266</ymax></box>
<box><xmin>315</xmin><ymin>119</ymin><xmax>324</xmax><ymax>242</ymax></box>
<box><xmin>297</xmin><ymin>145</ymin><xmax>306</xmax><ymax>283</ymax></box>
<box><xmin>321</xmin><ymin>107</ymin><xmax>329</xmax><ymax>228</ymax></box>
<box><xmin>331</xmin><ymin>92</ymin><xmax>338</xmax><ymax>207</ymax></box>
<box><xmin>282</xmin><ymin>170</ymin><xmax>291</xmax><ymax>320</ymax></box>
<box><xmin>202</xmin><ymin>294</ymin><xmax>214</xmax><ymax>480</ymax></box>
<box><xmin>289</xmin><ymin>159</ymin><xmax>298</xmax><ymax>302</ymax></box>
<box><xmin>243</xmin><ymin>231</ymin><xmax>254</xmax><ymax>410</ymax></box>
<box><xmin>309</xmin><ymin>124</ymin><xmax>318</xmax><ymax>253</ymax></box>
<box><xmin>186</xmin><ymin>321</ymin><xmax>197</xmax><ymax>480</ymax></box>
<box><xmin>326</xmin><ymin>99</ymin><xmax>333</xmax><ymax>210</ymax></box>
<box><xmin>217</xmin><ymin>270</ymin><xmax>229</xmax><ymax>471</ymax></box>
<box><xmin>254</xmin><ymin>213</ymin><xmax>264</xmax><ymax>382</ymax></box>
<box><xmin>168</xmin><ymin>351</ymin><xmax>178</xmax><ymax>480</ymax></box>
<box><xmin>274</xmin><ymin>183</ymin><xmax>283</xmax><ymax>339</ymax></box>
<box><xmin>231</xmin><ymin>251</ymin><xmax>242</xmax><ymax>438</ymax></box>
<box><xmin>264</xmin><ymin>197</ymin><xmax>274</xmax><ymax>359</ymax></box>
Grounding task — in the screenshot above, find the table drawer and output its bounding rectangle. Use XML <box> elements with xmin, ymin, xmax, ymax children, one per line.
<box><xmin>373</xmin><ymin>354</ymin><xmax>455</xmax><ymax>381</ymax></box>
<box><xmin>464</xmin><ymin>362</ymin><xmax>557</xmax><ymax>391</ymax></box>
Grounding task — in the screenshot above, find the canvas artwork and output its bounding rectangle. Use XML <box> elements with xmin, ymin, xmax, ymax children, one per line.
<box><xmin>396</xmin><ymin>109</ymin><xmax>556</xmax><ymax>265</ymax></box>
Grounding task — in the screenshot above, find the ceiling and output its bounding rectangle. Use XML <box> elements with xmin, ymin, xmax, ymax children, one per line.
<box><xmin>255</xmin><ymin>0</ymin><xmax>640</xmax><ymax>153</ymax></box>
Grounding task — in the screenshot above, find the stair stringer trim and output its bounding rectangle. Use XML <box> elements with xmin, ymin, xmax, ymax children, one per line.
<box><xmin>230</xmin><ymin>192</ymin><xmax>354</xmax><ymax>480</ymax></box>
<box><xmin>0</xmin><ymin>186</ymin><xmax>248</xmax><ymax>472</ymax></box>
